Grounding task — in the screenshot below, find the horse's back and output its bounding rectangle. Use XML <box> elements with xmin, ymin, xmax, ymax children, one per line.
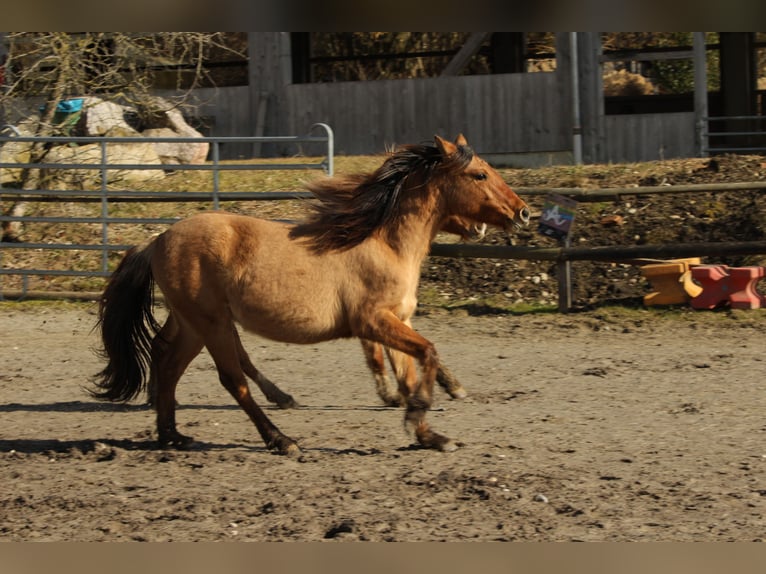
<box><xmin>152</xmin><ymin>211</ymin><xmax>283</xmax><ymax>286</ymax></box>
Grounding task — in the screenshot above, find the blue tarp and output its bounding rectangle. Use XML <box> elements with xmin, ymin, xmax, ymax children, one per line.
<box><xmin>41</xmin><ymin>98</ymin><xmax>84</xmax><ymax>114</ymax></box>
<box><xmin>55</xmin><ymin>98</ymin><xmax>84</xmax><ymax>113</ymax></box>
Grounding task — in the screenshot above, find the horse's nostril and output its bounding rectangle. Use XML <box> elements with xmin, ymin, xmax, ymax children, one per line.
<box><xmin>520</xmin><ymin>207</ymin><xmax>531</xmax><ymax>223</ymax></box>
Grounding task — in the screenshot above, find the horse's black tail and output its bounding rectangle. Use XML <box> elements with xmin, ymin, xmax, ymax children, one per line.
<box><xmin>91</xmin><ymin>242</ymin><xmax>161</xmax><ymax>402</ymax></box>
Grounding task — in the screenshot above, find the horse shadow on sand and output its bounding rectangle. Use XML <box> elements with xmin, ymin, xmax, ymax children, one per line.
<box><xmin>0</xmin><ymin>400</ymin><xmax>418</xmax><ymax>456</ymax></box>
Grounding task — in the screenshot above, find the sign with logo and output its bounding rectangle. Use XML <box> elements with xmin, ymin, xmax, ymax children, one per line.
<box><xmin>538</xmin><ymin>194</ymin><xmax>577</xmax><ymax>241</ymax></box>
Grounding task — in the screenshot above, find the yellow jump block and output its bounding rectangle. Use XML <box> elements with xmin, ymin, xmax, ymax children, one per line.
<box><xmin>641</xmin><ymin>258</ymin><xmax>703</xmax><ymax>306</ymax></box>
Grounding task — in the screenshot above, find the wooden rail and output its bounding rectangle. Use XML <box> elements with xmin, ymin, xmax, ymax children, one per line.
<box><xmin>429</xmin><ymin>240</ymin><xmax>766</xmax><ymax>263</ymax></box>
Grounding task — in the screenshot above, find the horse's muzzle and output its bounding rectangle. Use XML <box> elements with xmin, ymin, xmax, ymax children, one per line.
<box><xmin>518</xmin><ymin>206</ymin><xmax>531</xmax><ymax>226</ymax></box>
<box><xmin>508</xmin><ymin>206</ymin><xmax>531</xmax><ymax>230</ymax></box>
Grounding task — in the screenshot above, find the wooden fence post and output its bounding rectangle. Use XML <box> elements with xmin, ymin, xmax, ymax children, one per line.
<box><xmin>558</xmin><ymin>237</ymin><xmax>573</xmax><ymax>312</ymax></box>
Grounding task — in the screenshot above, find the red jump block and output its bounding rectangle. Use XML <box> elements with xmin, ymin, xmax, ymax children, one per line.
<box><xmin>689</xmin><ymin>265</ymin><xmax>731</xmax><ymax>309</ymax></box>
<box><xmin>728</xmin><ymin>266</ymin><xmax>766</xmax><ymax>309</ymax></box>
<box><xmin>690</xmin><ymin>265</ymin><xmax>766</xmax><ymax>310</ymax></box>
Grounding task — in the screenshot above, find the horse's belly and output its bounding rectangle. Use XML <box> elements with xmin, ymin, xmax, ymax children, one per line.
<box><xmin>232</xmin><ymin>297</ymin><xmax>349</xmax><ymax>344</ymax></box>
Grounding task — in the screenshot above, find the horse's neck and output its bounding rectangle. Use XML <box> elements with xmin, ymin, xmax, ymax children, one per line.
<box><xmin>383</xmin><ymin>198</ymin><xmax>443</xmax><ymax>265</ymax></box>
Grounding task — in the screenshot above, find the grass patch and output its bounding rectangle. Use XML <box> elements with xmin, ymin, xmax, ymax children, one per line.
<box><xmin>417</xmin><ymin>288</ymin><xmax>558</xmax><ymax>315</ymax></box>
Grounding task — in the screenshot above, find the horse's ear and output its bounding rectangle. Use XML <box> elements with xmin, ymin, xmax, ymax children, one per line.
<box><xmin>434</xmin><ymin>135</ymin><xmax>457</xmax><ymax>156</ymax></box>
<box><xmin>455</xmin><ymin>134</ymin><xmax>468</xmax><ymax>147</ymax></box>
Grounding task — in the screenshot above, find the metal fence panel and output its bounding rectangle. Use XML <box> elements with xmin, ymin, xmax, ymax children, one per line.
<box><xmin>0</xmin><ymin>127</ymin><xmax>333</xmax><ymax>297</ymax></box>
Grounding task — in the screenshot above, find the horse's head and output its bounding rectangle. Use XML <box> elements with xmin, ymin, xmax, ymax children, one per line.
<box><xmin>434</xmin><ymin>134</ymin><xmax>530</xmax><ymax>232</ymax></box>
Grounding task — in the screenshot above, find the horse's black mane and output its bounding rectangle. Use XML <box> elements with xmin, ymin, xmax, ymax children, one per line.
<box><xmin>289</xmin><ymin>141</ymin><xmax>474</xmax><ymax>253</ymax></box>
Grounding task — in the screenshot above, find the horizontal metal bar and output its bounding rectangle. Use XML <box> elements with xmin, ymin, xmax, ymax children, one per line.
<box><xmin>0</xmin><ymin>242</ymin><xmax>133</xmax><ymax>251</ymax></box>
<box><xmin>705</xmin><ymin>116</ymin><xmax>766</xmax><ymax>121</ymax></box>
<box><xmin>0</xmin><ymin>215</ymin><xmax>179</xmax><ymax>225</ymax></box>
<box><xmin>0</xmin><ymin>268</ymin><xmax>110</xmax><ymax>277</ymax></box>
<box><xmin>705</xmin><ymin>147</ymin><xmax>766</xmax><ymax>153</ymax></box>
<box><xmin>0</xmin><ymin>289</ymin><xmax>101</xmax><ymax>301</ymax></box>
<box><xmin>7</xmin><ymin>240</ymin><xmax>766</xmax><ymax>279</ymax></box>
<box><xmin>703</xmin><ymin>132</ymin><xmax>766</xmax><ymax>137</ymax></box>
<box><xmin>0</xmin><ymin>188</ymin><xmax>314</xmax><ymax>200</ymax></box>
<box><xmin>0</xmin><ymin>135</ymin><xmax>330</xmax><ymax>144</ymax></box>
<box><xmin>0</xmin><ymin>194</ymin><xmax>312</xmax><ymax>203</ymax></box>
<box><xmin>0</xmin><ymin>162</ymin><xmax>326</xmax><ymax>171</ymax></box>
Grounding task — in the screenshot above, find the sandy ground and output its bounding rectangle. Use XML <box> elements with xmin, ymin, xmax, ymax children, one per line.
<box><xmin>1</xmin><ymin>302</ymin><xmax>766</xmax><ymax>542</ymax></box>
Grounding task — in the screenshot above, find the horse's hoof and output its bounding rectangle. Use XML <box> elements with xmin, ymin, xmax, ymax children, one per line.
<box><xmin>158</xmin><ymin>433</ymin><xmax>195</xmax><ymax>450</ymax></box>
<box><xmin>426</xmin><ymin>433</ymin><xmax>458</xmax><ymax>452</ymax></box>
<box><xmin>270</xmin><ymin>435</ymin><xmax>301</xmax><ymax>456</ymax></box>
<box><xmin>283</xmin><ymin>442</ymin><xmax>302</xmax><ymax>457</ymax></box>
<box><xmin>448</xmin><ymin>388</ymin><xmax>467</xmax><ymax>400</ymax></box>
<box><xmin>437</xmin><ymin>439</ymin><xmax>459</xmax><ymax>452</ymax></box>
<box><xmin>380</xmin><ymin>395</ymin><xmax>405</xmax><ymax>408</ymax></box>
<box><xmin>276</xmin><ymin>396</ymin><xmax>299</xmax><ymax>409</ymax></box>
<box><xmin>415</xmin><ymin>425</ymin><xmax>458</xmax><ymax>452</ymax></box>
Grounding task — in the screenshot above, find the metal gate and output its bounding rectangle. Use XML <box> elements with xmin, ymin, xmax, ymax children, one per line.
<box><xmin>702</xmin><ymin>115</ymin><xmax>766</xmax><ymax>155</ymax></box>
<box><xmin>0</xmin><ymin>124</ymin><xmax>333</xmax><ymax>298</ymax></box>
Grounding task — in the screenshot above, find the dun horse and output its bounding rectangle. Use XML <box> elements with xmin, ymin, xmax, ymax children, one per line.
<box><xmin>144</xmin><ymin>216</ymin><xmax>483</xmax><ymax>410</ymax></box>
<box><xmin>92</xmin><ymin>135</ymin><xmax>529</xmax><ymax>455</ymax></box>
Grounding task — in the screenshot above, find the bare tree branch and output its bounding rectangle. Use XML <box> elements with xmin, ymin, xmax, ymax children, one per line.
<box><xmin>0</xmin><ymin>32</ymin><xmax>245</xmax><ymax>241</ymax></box>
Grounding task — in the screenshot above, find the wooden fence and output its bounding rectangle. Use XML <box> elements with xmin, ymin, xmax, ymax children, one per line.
<box><xmin>430</xmin><ymin>180</ymin><xmax>766</xmax><ymax>311</ymax></box>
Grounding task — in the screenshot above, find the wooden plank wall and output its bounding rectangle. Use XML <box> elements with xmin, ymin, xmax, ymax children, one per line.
<box><xmin>159</xmin><ymin>78</ymin><xmax>696</xmax><ymax>165</ymax></box>
<box><xmin>284</xmin><ymin>72</ymin><xmax>570</xmax><ymax>156</ymax></box>
<box><xmin>604</xmin><ymin>112</ymin><xmax>696</xmax><ymax>163</ymax></box>
<box><xmin>174</xmin><ymin>86</ymin><xmax>254</xmax><ymax>160</ymax></box>
<box><xmin>162</xmin><ymin>84</ymin><xmax>696</xmax><ymax>164</ymax></box>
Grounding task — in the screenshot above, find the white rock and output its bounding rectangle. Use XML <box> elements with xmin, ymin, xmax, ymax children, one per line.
<box><xmin>83</xmin><ymin>97</ymin><xmax>140</xmax><ymax>137</ymax></box>
<box><xmin>43</xmin><ymin>142</ymin><xmax>165</xmax><ymax>188</ymax></box>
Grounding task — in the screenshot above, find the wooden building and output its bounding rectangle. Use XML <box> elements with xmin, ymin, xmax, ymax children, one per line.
<box><xmin>4</xmin><ymin>32</ymin><xmax>761</xmax><ymax>164</ymax></box>
<box><xmin>179</xmin><ymin>32</ymin><xmax>761</xmax><ymax>164</ymax></box>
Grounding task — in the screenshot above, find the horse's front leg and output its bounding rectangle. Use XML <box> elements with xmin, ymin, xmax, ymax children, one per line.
<box><xmin>357</xmin><ymin>311</ymin><xmax>457</xmax><ymax>452</ymax></box>
<box><xmin>386</xmin><ymin>345</ymin><xmax>468</xmax><ymax>401</ymax></box>
<box><xmin>436</xmin><ymin>364</ymin><xmax>467</xmax><ymax>400</ymax></box>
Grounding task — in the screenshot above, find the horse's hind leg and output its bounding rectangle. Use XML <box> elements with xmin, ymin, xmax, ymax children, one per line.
<box><xmin>206</xmin><ymin>327</ymin><xmax>299</xmax><ymax>456</ymax></box>
<box><xmin>233</xmin><ymin>327</ymin><xmax>298</xmax><ymax>409</ymax></box>
<box><xmin>147</xmin><ymin>314</ymin><xmax>180</xmax><ymax>408</ymax></box>
<box><xmin>361</xmin><ymin>339</ymin><xmax>403</xmax><ymax>407</ymax></box>
<box><xmin>152</xmin><ymin>314</ymin><xmax>205</xmax><ymax>448</ymax></box>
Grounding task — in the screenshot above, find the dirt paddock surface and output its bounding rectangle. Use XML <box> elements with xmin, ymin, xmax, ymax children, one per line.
<box><xmin>1</xmin><ymin>301</ymin><xmax>766</xmax><ymax>542</ymax></box>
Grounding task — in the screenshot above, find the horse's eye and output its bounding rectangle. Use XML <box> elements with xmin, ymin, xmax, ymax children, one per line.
<box><xmin>473</xmin><ymin>172</ymin><xmax>487</xmax><ymax>181</ymax></box>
